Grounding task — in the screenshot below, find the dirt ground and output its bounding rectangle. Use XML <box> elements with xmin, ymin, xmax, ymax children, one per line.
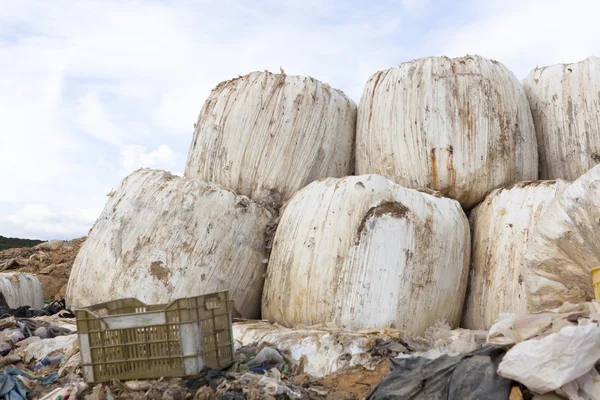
<box><xmin>317</xmin><ymin>362</ymin><xmax>390</xmax><ymax>398</ymax></box>
<box><xmin>0</xmin><ymin>237</ymin><xmax>85</xmax><ymax>300</ymax></box>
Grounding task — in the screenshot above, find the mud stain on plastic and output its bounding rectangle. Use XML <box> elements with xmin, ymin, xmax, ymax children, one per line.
<box><xmin>150</xmin><ymin>261</ymin><xmax>170</xmax><ymax>281</ymax></box>
<box><xmin>355</xmin><ymin>202</ymin><xmax>410</xmax><ymax>245</ymax></box>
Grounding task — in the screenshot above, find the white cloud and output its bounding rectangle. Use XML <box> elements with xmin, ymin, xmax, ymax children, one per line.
<box><xmin>0</xmin><ymin>204</ymin><xmax>102</xmax><ymax>240</ymax></box>
<box><xmin>121</xmin><ymin>144</ymin><xmax>180</xmax><ymax>173</ymax></box>
<box><xmin>75</xmin><ymin>92</ymin><xmax>133</xmax><ymax>146</ymax></box>
<box><xmin>428</xmin><ymin>0</ymin><xmax>600</xmax><ymax>79</ymax></box>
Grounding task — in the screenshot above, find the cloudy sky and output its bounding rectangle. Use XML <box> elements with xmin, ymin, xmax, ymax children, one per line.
<box><xmin>1</xmin><ymin>0</ymin><xmax>598</xmax><ymax>240</ymax></box>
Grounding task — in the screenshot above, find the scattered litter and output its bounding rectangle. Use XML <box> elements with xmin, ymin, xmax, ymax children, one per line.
<box><xmin>371</xmin><ymin>338</ymin><xmax>408</xmax><ymax>357</ymax></box>
<box><xmin>123</xmin><ymin>380</ymin><xmax>151</xmax><ymax>391</ymax></box>
<box><xmin>509</xmin><ymin>386</ymin><xmax>524</xmax><ymax>400</ymax></box>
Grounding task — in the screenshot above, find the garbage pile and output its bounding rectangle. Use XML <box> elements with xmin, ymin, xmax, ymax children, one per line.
<box><xmin>367</xmin><ymin>301</ymin><xmax>600</xmax><ymax>399</ymax></box>
<box><xmin>0</xmin><ymin>314</ymin><xmax>404</xmax><ymax>399</ymax></box>
<box><xmin>0</xmin><ymin>307</ymin><xmax>487</xmax><ymax>399</ymax></box>
<box><xmin>3</xmin><ymin>294</ymin><xmax>600</xmax><ymax>399</ymax></box>
<box><xmin>0</xmin><ymin>313</ymin><xmax>80</xmax><ymax>399</ymax></box>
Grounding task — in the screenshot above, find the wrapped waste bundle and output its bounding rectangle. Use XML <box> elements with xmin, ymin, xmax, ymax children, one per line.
<box><xmin>185</xmin><ymin>71</ymin><xmax>356</xmax><ymax>208</ymax></box>
<box><xmin>524</xmin><ymin>56</ymin><xmax>600</xmax><ymax>180</ymax></box>
<box><xmin>0</xmin><ymin>273</ymin><xmax>44</xmax><ymax>308</ymax></box>
<box><xmin>262</xmin><ymin>174</ymin><xmax>470</xmax><ymax>334</ymax></box>
<box><xmin>356</xmin><ymin>55</ymin><xmax>538</xmax><ymax>208</ymax></box>
<box><xmin>66</xmin><ymin>169</ymin><xmax>274</xmax><ymax>318</ymax></box>
<box><xmin>233</xmin><ymin>321</ymin><xmax>395</xmax><ymax>377</ymax></box>
<box><xmin>463</xmin><ymin>181</ymin><xmax>565</xmax><ymax>329</ymax></box>
<box><xmin>525</xmin><ymin>164</ymin><xmax>600</xmax><ymax>311</ymax></box>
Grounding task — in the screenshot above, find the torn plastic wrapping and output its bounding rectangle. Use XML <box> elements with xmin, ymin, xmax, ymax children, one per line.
<box><xmin>499</xmin><ymin>323</ymin><xmax>600</xmax><ymax>394</ymax></box>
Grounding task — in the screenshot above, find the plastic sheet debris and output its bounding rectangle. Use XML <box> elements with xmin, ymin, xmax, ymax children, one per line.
<box><xmin>561</xmin><ymin>368</ymin><xmax>600</xmax><ymax>400</ymax></box>
<box><xmin>498</xmin><ymin>323</ymin><xmax>600</xmax><ymax>394</ymax></box>
<box><xmin>216</xmin><ymin>371</ymin><xmax>303</xmax><ymax>399</ymax></box>
<box><xmin>243</xmin><ymin>347</ymin><xmax>284</xmax><ymax>372</ymax></box>
<box><xmin>0</xmin><ymin>294</ymin><xmax>74</xmax><ymax>319</ymax></box>
<box><xmin>487</xmin><ymin>302</ymin><xmax>600</xmax><ymax>346</ymax></box>
<box><xmin>0</xmin><ymin>368</ymin><xmax>32</xmax><ymax>400</ymax></box>
<box><xmin>425</xmin><ymin>321</ymin><xmax>487</xmax><ymax>355</ymax></box>
<box><xmin>367</xmin><ymin>346</ymin><xmax>511</xmax><ymax>400</ymax></box>
<box><xmin>23</xmin><ymin>333</ymin><xmax>77</xmax><ymax>363</ymax></box>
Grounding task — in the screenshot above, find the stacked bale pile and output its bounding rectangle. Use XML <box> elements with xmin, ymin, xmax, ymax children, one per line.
<box><xmin>67</xmin><ymin>54</ymin><xmax>600</xmax><ymax>334</ymax></box>
<box><xmin>67</xmin><ymin>72</ymin><xmax>357</xmax><ymax>319</ymax></box>
<box><xmin>262</xmin><ymin>55</ymin><xmax>542</xmax><ymax>333</ymax></box>
<box><xmin>462</xmin><ymin>56</ymin><xmax>600</xmax><ymax>321</ymax></box>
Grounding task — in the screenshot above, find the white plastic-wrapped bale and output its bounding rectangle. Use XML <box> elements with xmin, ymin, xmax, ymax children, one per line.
<box><xmin>463</xmin><ymin>181</ymin><xmax>565</xmax><ymax>329</ymax></box>
<box><xmin>66</xmin><ymin>169</ymin><xmax>274</xmax><ymax>318</ymax></box>
<box><xmin>185</xmin><ymin>71</ymin><xmax>356</xmax><ymax>209</ymax></box>
<box><xmin>356</xmin><ymin>55</ymin><xmax>538</xmax><ymax>209</ymax></box>
<box><xmin>524</xmin><ymin>56</ymin><xmax>600</xmax><ymax>180</ymax></box>
<box><xmin>262</xmin><ymin>174</ymin><xmax>470</xmax><ymax>334</ymax></box>
<box><xmin>525</xmin><ymin>164</ymin><xmax>600</xmax><ymax>311</ymax></box>
<box><xmin>0</xmin><ymin>273</ymin><xmax>43</xmax><ymax>309</ymax></box>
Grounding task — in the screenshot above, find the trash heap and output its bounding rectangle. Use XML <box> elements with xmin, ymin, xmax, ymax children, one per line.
<box><xmin>4</xmin><ymin>304</ymin><xmax>600</xmax><ymax>399</ymax></box>
<box><xmin>0</xmin><ymin>310</ymin><xmax>491</xmax><ymax>399</ymax></box>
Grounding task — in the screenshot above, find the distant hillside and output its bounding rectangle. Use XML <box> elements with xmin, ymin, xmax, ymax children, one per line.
<box><xmin>0</xmin><ymin>235</ymin><xmax>44</xmax><ymax>251</ymax></box>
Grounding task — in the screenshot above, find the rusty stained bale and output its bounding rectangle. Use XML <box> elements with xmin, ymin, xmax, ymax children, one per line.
<box><xmin>185</xmin><ymin>71</ymin><xmax>357</xmax><ymax>210</ymax></box>
<box><xmin>356</xmin><ymin>55</ymin><xmax>538</xmax><ymax>209</ymax></box>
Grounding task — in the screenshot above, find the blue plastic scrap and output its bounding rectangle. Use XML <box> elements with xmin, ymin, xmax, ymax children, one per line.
<box><xmin>0</xmin><ymin>367</ymin><xmax>61</xmax><ymax>399</ymax></box>
<box><xmin>0</xmin><ymin>368</ymin><xmax>35</xmax><ymax>400</ymax></box>
<box><xmin>40</xmin><ymin>371</ymin><xmax>59</xmax><ymax>387</ymax></box>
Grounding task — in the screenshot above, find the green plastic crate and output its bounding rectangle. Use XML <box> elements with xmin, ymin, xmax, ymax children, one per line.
<box><xmin>75</xmin><ymin>291</ymin><xmax>234</xmax><ymax>383</ymax></box>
